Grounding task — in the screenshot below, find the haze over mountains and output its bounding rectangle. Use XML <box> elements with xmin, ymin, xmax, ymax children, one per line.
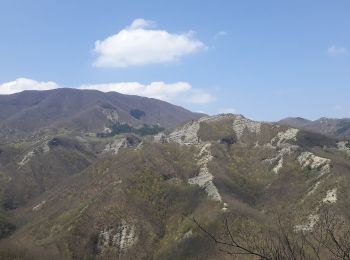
<box><xmin>0</xmin><ymin>90</ymin><xmax>349</xmax><ymax>259</ymax></box>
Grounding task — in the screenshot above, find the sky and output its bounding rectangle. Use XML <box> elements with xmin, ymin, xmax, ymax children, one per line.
<box><xmin>0</xmin><ymin>0</ymin><xmax>349</xmax><ymax>121</ymax></box>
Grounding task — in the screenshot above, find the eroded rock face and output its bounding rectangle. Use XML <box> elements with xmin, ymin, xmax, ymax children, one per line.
<box><xmin>296</xmin><ymin>188</ymin><xmax>338</xmax><ymax>231</ymax></box>
<box><xmin>337</xmin><ymin>141</ymin><xmax>350</xmax><ymax>155</ymax></box>
<box><xmin>322</xmin><ymin>188</ymin><xmax>337</xmax><ymax>203</ymax></box>
<box><xmin>188</xmin><ymin>143</ymin><xmax>222</xmax><ymax>202</ymax></box>
<box><xmin>271</xmin><ymin>128</ymin><xmax>299</xmax><ymax>147</ymax></box>
<box><xmin>264</xmin><ymin>128</ymin><xmax>299</xmax><ymax>174</ymax></box>
<box><xmin>32</xmin><ymin>200</ymin><xmax>46</xmax><ymax>212</ymax></box>
<box><xmin>297</xmin><ymin>152</ymin><xmax>331</xmax><ymax>176</ymax></box>
<box><xmin>165</xmin><ymin>117</ymin><xmax>223</xmax><ymax>202</ymax></box>
<box><xmin>103</xmin><ymin>138</ymin><xmax>126</xmax><ymax>155</ymax></box>
<box><xmin>18</xmin><ymin>141</ymin><xmax>50</xmax><ymax>167</ymax></box>
<box><xmin>103</xmin><ymin>135</ymin><xmax>142</xmax><ymax>155</ymax></box>
<box><xmin>168</xmin><ymin>120</ymin><xmax>200</xmax><ymax>145</ymax></box>
<box><xmin>295</xmin><ymin>213</ymin><xmax>320</xmax><ymax>231</ymax></box>
<box><xmin>232</xmin><ymin>115</ymin><xmax>261</xmax><ymax>139</ymax></box>
<box><xmin>96</xmin><ymin>220</ymin><xmax>137</xmax><ymax>255</ymax></box>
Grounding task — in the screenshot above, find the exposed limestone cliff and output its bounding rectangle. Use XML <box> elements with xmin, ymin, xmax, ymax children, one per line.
<box><xmin>97</xmin><ymin>220</ymin><xmax>137</xmax><ymax>255</ymax></box>
<box><xmin>103</xmin><ymin>138</ymin><xmax>126</xmax><ymax>154</ymax></box>
<box><xmin>188</xmin><ymin>143</ymin><xmax>222</xmax><ymax>202</ymax></box>
<box><xmin>297</xmin><ymin>152</ymin><xmax>331</xmax><ymax>176</ymax></box>
<box><xmin>264</xmin><ymin>128</ymin><xmax>299</xmax><ymax>174</ymax></box>
<box><xmin>168</xmin><ymin>120</ymin><xmax>200</xmax><ymax>145</ymax></box>
<box><xmin>232</xmin><ymin>115</ymin><xmax>261</xmax><ymax>139</ymax></box>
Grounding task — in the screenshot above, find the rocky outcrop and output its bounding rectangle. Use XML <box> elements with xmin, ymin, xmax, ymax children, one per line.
<box><xmin>165</xmin><ymin>117</ymin><xmax>223</xmax><ymax>202</ymax></box>
<box><xmin>296</xmin><ymin>187</ymin><xmax>337</xmax><ymax>231</ymax></box>
<box><xmin>297</xmin><ymin>152</ymin><xmax>331</xmax><ymax>176</ymax></box>
<box><xmin>32</xmin><ymin>200</ymin><xmax>46</xmax><ymax>212</ymax></box>
<box><xmin>18</xmin><ymin>141</ymin><xmax>50</xmax><ymax>167</ymax></box>
<box><xmin>96</xmin><ymin>220</ymin><xmax>137</xmax><ymax>255</ymax></box>
<box><xmin>264</xmin><ymin>128</ymin><xmax>299</xmax><ymax>174</ymax></box>
<box><xmin>271</xmin><ymin>128</ymin><xmax>299</xmax><ymax>147</ymax></box>
<box><xmin>337</xmin><ymin>141</ymin><xmax>350</xmax><ymax>155</ymax></box>
<box><xmin>168</xmin><ymin>120</ymin><xmax>200</xmax><ymax>145</ymax></box>
<box><xmin>232</xmin><ymin>115</ymin><xmax>261</xmax><ymax>139</ymax></box>
<box><xmin>188</xmin><ymin>143</ymin><xmax>222</xmax><ymax>202</ymax></box>
<box><xmin>322</xmin><ymin>188</ymin><xmax>337</xmax><ymax>203</ymax></box>
<box><xmin>103</xmin><ymin>138</ymin><xmax>126</xmax><ymax>154</ymax></box>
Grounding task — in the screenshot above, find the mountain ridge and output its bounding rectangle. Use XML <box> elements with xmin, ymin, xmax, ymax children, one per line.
<box><xmin>279</xmin><ymin>116</ymin><xmax>350</xmax><ymax>140</ymax></box>
<box><xmin>0</xmin><ymin>88</ymin><xmax>204</xmax><ymax>141</ymax></box>
<box><xmin>0</xmin><ymin>113</ymin><xmax>349</xmax><ymax>259</ymax></box>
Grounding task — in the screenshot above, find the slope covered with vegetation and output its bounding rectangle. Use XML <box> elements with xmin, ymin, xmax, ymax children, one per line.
<box><xmin>0</xmin><ymin>114</ymin><xmax>349</xmax><ymax>259</ymax></box>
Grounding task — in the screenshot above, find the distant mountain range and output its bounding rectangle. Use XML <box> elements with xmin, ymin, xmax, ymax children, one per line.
<box><xmin>279</xmin><ymin>117</ymin><xmax>350</xmax><ymax>140</ymax></box>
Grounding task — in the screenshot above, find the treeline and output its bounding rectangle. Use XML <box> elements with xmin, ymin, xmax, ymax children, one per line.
<box><xmin>97</xmin><ymin>123</ymin><xmax>164</xmax><ymax>137</ymax></box>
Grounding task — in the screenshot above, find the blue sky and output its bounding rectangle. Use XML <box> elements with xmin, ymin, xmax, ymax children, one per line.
<box><xmin>0</xmin><ymin>0</ymin><xmax>349</xmax><ymax>121</ymax></box>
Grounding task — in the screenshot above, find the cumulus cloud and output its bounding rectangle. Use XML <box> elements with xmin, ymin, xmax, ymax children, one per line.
<box><xmin>80</xmin><ymin>81</ymin><xmax>215</xmax><ymax>104</ymax></box>
<box><xmin>0</xmin><ymin>78</ymin><xmax>215</xmax><ymax>105</ymax></box>
<box><xmin>80</xmin><ymin>81</ymin><xmax>191</xmax><ymax>101</ymax></box>
<box><xmin>0</xmin><ymin>78</ymin><xmax>59</xmax><ymax>95</ymax></box>
<box><xmin>327</xmin><ymin>45</ymin><xmax>348</xmax><ymax>57</ymax></box>
<box><xmin>93</xmin><ymin>18</ymin><xmax>206</xmax><ymax>68</ymax></box>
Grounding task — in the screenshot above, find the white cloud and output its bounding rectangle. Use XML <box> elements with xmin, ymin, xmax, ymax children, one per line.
<box><xmin>214</xmin><ymin>31</ymin><xmax>228</xmax><ymax>39</ymax></box>
<box><xmin>0</xmin><ymin>78</ymin><xmax>59</xmax><ymax>95</ymax></box>
<box><xmin>185</xmin><ymin>90</ymin><xmax>216</xmax><ymax>104</ymax></box>
<box><xmin>217</xmin><ymin>107</ymin><xmax>236</xmax><ymax>114</ymax></box>
<box><xmin>80</xmin><ymin>81</ymin><xmax>191</xmax><ymax>101</ymax></box>
<box><xmin>0</xmin><ymin>78</ymin><xmax>215</xmax><ymax>105</ymax></box>
<box><xmin>327</xmin><ymin>45</ymin><xmax>348</xmax><ymax>57</ymax></box>
<box><xmin>80</xmin><ymin>81</ymin><xmax>215</xmax><ymax>104</ymax></box>
<box><xmin>93</xmin><ymin>18</ymin><xmax>206</xmax><ymax>68</ymax></box>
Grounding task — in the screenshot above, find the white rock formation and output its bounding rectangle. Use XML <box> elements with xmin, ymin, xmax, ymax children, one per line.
<box><xmin>32</xmin><ymin>200</ymin><xmax>46</xmax><ymax>211</ymax></box>
<box><xmin>272</xmin><ymin>157</ymin><xmax>284</xmax><ymax>174</ymax></box>
<box><xmin>19</xmin><ymin>141</ymin><xmax>51</xmax><ymax>166</ymax></box>
<box><xmin>19</xmin><ymin>150</ymin><xmax>35</xmax><ymax>166</ymax></box>
<box><xmin>232</xmin><ymin>115</ymin><xmax>261</xmax><ymax>139</ymax></box>
<box><xmin>188</xmin><ymin>143</ymin><xmax>222</xmax><ymax>202</ymax></box>
<box><xmin>103</xmin><ymin>138</ymin><xmax>126</xmax><ymax>154</ymax></box>
<box><xmin>180</xmin><ymin>229</ymin><xmax>193</xmax><ymax>241</ymax></box>
<box><xmin>297</xmin><ymin>152</ymin><xmax>331</xmax><ymax>176</ymax></box>
<box><xmin>337</xmin><ymin>141</ymin><xmax>350</xmax><ymax>155</ymax></box>
<box><xmin>271</xmin><ymin>128</ymin><xmax>299</xmax><ymax>147</ymax></box>
<box><xmin>295</xmin><ymin>213</ymin><xmax>320</xmax><ymax>231</ymax></box>
<box><xmin>322</xmin><ymin>188</ymin><xmax>337</xmax><ymax>203</ymax></box>
<box><xmin>296</xmin><ymin>187</ymin><xmax>337</xmax><ymax>231</ymax></box>
<box><xmin>103</xmin><ymin>127</ymin><xmax>112</xmax><ymax>134</ymax></box>
<box><xmin>264</xmin><ymin>128</ymin><xmax>299</xmax><ymax>174</ymax></box>
<box><xmin>168</xmin><ymin>120</ymin><xmax>200</xmax><ymax>145</ymax></box>
<box><xmin>97</xmin><ymin>220</ymin><xmax>137</xmax><ymax>255</ymax></box>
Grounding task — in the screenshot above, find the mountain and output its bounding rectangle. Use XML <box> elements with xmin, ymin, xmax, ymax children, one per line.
<box><xmin>0</xmin><ymin>88</ymin><xmax>204</xmax><ymax>141</ymax></box>
<box><xmin>0</xmin><ymin>113</ymin><xmax>349</xmax><ymax>259</ymax></box>
<box><xmin>279</xmin><ymin>117</ymin><xmax>350</xmax><ymax>140</ymax></box>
